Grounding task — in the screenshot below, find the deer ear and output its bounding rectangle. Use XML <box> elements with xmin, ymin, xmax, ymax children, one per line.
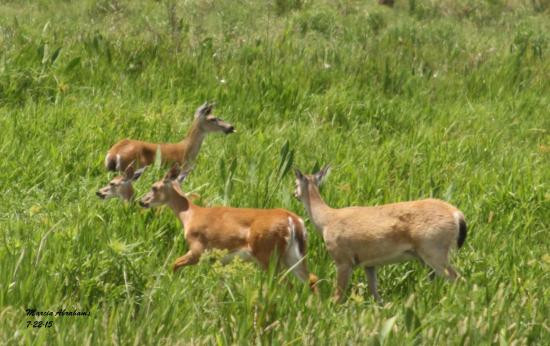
<box><xmin>164</xmin><ymin>163</ymin><xmax>181</xmax><ymax>181</ymax></box>
<box><xmin>195</xmin><ymin>102</ymin><xmax>212</xmax><ymax>118</ymax></box>
<box><xmin>132</xmin><ymin>167</ymin><xmax>146</xmax><ymax>181</ymax></box>
<box><xmin>205</xmin><ymin>101</ymin><xmax>215</xmax><ymax>115</ymax></box>
<box><xmin>294</xmin><ymin>168</ymin><xmax>304</xmax><ymax>180</ymax></box>
<box><xmin>314</xmin><ymin>164</ymin><xmax>331</xmax><ymax>185</ymax></box>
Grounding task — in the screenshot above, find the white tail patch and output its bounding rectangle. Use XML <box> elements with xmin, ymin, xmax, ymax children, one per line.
<box><xmin>453</xmin><ymin>211</ymin><xmax>462</xmax><ymax>231</ymax></box>
<box><xmin>104</xmin><ymin>153</ymin><xmax>112</xmax><ymax>168</ymax></box>
<box><xmin>298</xmin><ymin>218</ymin><xmax>307</xmax><ymax>241</ymax></box>
<box><xmin>116</xmin><ymin>154</ymin><xmax>122</xmax><ymax>171</ymax></box>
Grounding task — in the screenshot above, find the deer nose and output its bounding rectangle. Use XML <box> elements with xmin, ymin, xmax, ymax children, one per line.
<box><xmin>96</xmin><ymin>191</ymin><xmax>105</xmax><ymax>199</ymax></box>
<box><xmin>139</xmin><ymin>200</ymin><xmax>147</xmax><ymax>208</ymax></box>
<box><xmin>225</xmin><ymin>126</ymin><xmax>235</xmax><ymax>134</ymax></box>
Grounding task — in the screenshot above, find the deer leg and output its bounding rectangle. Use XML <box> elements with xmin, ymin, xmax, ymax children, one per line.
<box><xmin>416</xmin><ymin>256</ymin><xmax>437</xmax><ymax>280</ymax></box>
<box><xmin>333</xmin><ymin>264</ymin><xmax>352</xmax><ymax>303</ymax></box>
<box><xmin>173</xmin><ymin>242</ymin><xmax>204</xmax><ymax>272</ymax></box>
<box><xmin>292</xmin><ymin>261</ymin><xmax>320</xmax><ymax>294</ymax></box>
<box><xmin>283</xmin><ymin>252</ymin><xmax>319</xmax><ymax>293</ymax></box>
<box><xmin>283</xmin><ymin>235</ymin><xmax>309</xmax><ymax>283</ymax></box>
<box><xmin>445</xmin><ymin>265</ymin><xmax>460</xmax><ymax>280</ymax></box>
<box><xmin>428</xmin><ymin>270</ymin><xmax>436</xmax><ymax>281</ymax></box>
<box><xmin>417</xmin><ymin>248</ymin><xmax>457</xmax><ymax>281</ymax></box>
<box><xmin>364</xmin><ymin>266</ymin><xmax>383</xmax><ymax>305</ymax></box>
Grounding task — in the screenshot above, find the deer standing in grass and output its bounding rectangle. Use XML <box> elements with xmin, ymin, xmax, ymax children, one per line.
<box><xmin>294</xmin><ymin>165</ymin><xmax>467</xmax><ymax>303</ymax></box>
<box><xmin>104</xmin><ymin>102</ymin><xmax>235</xmax><ymax>172</ymax></box>
<box><xmin>139</xmin><ymin>164</ymin><xmax>319</xmax><ymax>291</ymax></box>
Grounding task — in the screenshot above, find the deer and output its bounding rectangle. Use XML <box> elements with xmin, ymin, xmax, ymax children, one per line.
<box><xmin>96</xmin><ymin>163</ymin><xmax>146</xmax><ymax>201</ymax></box>
<box><xmin>293</xmin><ymin>165</ymin><xmax>467</xmax><ymax>304</ymax></box>
<box><xmin>96</xmin><ymin>163</ymin><xmax>199</xmax><ymax>202</ymax></box>
<box><xmin>104</xmin><ymin>102</ymin><xmax>235</xmax><ymax>172</ymax></box>
<box><xmin>139</xmin><ymin>164</ymin><xmax>319</xmax><ymax>291</ymax></box>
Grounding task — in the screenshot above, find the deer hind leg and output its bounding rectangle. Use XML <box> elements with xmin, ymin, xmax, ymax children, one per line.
<box><xmin>283</xmin><ymin>232</ymin><xmax>307</xmax><ymax>281</ymax></box>
<box><xmin>413</xmin><ymin>253</ymin><xmax>436</xmax><ymax>280</ymax></box>
<box><xmin>283</xmin><ymin>218</ymin><xmax>320</xmax><ymax>292</ymax></box>
<box><xmin>333</xmin><ymin>264</ymin><xmax>352</xmax><ymax>303</ymax></box>
<box><xmin>445</xmin><ymin>264</ymin><xmax>459</xmax><ymax>280</ymax></box>
<box><xmin>252</xmin><ymin>249</ymin><xmax>282</xmax><ymax>275</ymax></box>
<box><xmin>282</xmin><ymin>239</ymin><xmax>319</xmax><ymax>292</ymax></box>
<box><xmin>364</xmin><ymin>266</ymin><xmax>383</xmax><ymax>305</ymax></box>
<box><xmin>284</xmin><ymin>258</ymin><xmax>320</xmax><ymax>293</ymax></box>
<box><xmin>417</xmin><ymin>246</ymin><xmax>458</xmax><ymax>281</ymax></box>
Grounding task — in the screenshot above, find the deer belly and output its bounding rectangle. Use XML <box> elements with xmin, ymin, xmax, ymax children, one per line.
<box><xmin>205</xmin><ymin>235</ymin><xmax>248</xmax><ymax>252</ymax></box>
<box><xmin>357</xmin><ymin>249</ymin><xmax>417</xmax><ymax>267</ymax></box>
<box><xmin>195</xmin><ymin>225</ymin><xmax>250</xmax><ymax>252</ymax></box>
<box><xmin>354</xmin><ymin>241</ymin><xmax>416</xmax><ymax>267</ymax></box>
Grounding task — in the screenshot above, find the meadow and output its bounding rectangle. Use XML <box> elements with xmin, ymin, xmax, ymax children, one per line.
<box><xmin>0</xmin><ymin>0</ymin><xmax>549</xmax><ymax>344</ymax></box>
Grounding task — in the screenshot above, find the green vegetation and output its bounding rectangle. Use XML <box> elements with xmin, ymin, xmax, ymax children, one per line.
<box><xmin>1</xmin><ymin>0</ymin><xmax>548</xmax><ymax>344</ymax></box>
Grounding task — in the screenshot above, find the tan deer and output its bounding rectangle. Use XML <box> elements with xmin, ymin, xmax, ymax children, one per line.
<box><xmin>104</xmin><ymin>102</ymin><xmax>235</xmax><ymax>172</ymax></box>
<box><xmin>139</xmin><ymin>164</ymin><xmax>319</xmax><ymax>291</ymax></box>
<box><xmin>96</xmin><ymin>164</ymin><xmax>146</xmax><ymax>201</ymax></box>
<box><xmin>294</xmin><ymin>165</ymin><xmax>467</xmax><ymax>303</ymax></box>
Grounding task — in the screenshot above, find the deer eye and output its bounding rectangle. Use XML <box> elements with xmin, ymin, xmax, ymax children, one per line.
<box><xmin>109</xmin><ymin>182</ymin><xmax>115</xmax><ymax>187</ymax></box>
<box><xmin>152</xmin><ymin>186</ymin><xmax>158</xmax><ymax>192</ymax></box>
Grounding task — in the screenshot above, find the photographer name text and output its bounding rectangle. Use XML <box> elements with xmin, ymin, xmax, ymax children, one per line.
<box><xmin>26</xmin><ymin>308</ymin><xmax>90</xmax><ymax>317</ymax></box>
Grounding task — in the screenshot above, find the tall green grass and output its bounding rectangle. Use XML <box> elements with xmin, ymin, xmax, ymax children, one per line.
<box><xmin>1</xmin><ymin>0</ymin><xmax>548</xmax><ymax>344</ymax></box>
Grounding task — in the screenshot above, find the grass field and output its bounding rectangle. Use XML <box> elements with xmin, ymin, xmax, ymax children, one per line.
<box><xmin>1</xmin><ymin>0</ymin><xmax>549</xmax><ymax>344</ymax></box>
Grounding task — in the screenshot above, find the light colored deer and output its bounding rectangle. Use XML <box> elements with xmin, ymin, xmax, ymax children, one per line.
<box><xmin>139</xmin><ymin>164</ymin><xmax>319</xmax><ymax>291</ymax></box>
<box><xmin>96</xmin><ymin>164</ymin><xmax>146</xmax><ymax>201</ymax></box>
<box><xmin>294</xmin><ymin>165</ymin><xmax>467</xmax><ymax>303</ymax></box>
<box><xmin>104</xmin><ymin>102</ymin><xmax>235</xmax><ymax>172</ymax></box>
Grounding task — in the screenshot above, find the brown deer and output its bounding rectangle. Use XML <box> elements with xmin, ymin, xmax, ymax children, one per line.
<box><xmin>139</xmin><ymin>164</ymin><xmax>319</xmax><ymax>291</ymax></box>
<box><xmin>105</xmin><ymin>102</ymin><xmax>235</xmax><ymax>172</ymax></box>
<box><xmin>294</xmin><ymin>165</ymin><xmax>467</xmax><ymax>303</ymax></box>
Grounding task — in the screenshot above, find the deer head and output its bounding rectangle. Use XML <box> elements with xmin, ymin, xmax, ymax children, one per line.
<box><xmin>139</xmin><ymin>164</ymin><xmax>192</xmax><ymax>208</ymax></box>
<box><xmin>96</xmin><ymin>164</ymin><xmax>146</xmax><ymax>201</ymax></box>
<box><xmin>294</xmin><ymin>165</ymin><xmax>331</xmax><ymax>200</ymax></box>
<box><xmin>194</xmin><ymin>102</ymin><xmax>235</xmax><ymax>134</ymax></box>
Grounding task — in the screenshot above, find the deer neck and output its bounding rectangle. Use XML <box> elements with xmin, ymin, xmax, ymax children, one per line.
<box><xmin>178</xmin><ymin>119</ymin><xmax>206</xmax><ymax>164</ymax></box>
<box><xmin>167</xmin><ymin>192</ymin><xmax>194</xmax><ymax>228</ymax></box>
<box><xmin>302</xmin><ymin>185</ymin><xmax>332</xmax><ymax>232</ymax></box>
<box><xmin>121</xmin><ymin>186</ymin><xmax>134</xmax><ymax>202</ymax></box>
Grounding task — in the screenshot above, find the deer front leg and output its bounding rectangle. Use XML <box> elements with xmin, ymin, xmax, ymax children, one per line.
<box><xmin>333</xmin><ymin>264</ymin><xmax>352</xmax><ymax>303</ymax></box>
<box><xmin>364</xmin><ymin>266</ymin><xmax>383</xmax><ymax>305</ymax></box>
<box><xmin>173</xmin><ymin>242</ymin><xmax>204</xmax><ymax>272</ymax></box>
